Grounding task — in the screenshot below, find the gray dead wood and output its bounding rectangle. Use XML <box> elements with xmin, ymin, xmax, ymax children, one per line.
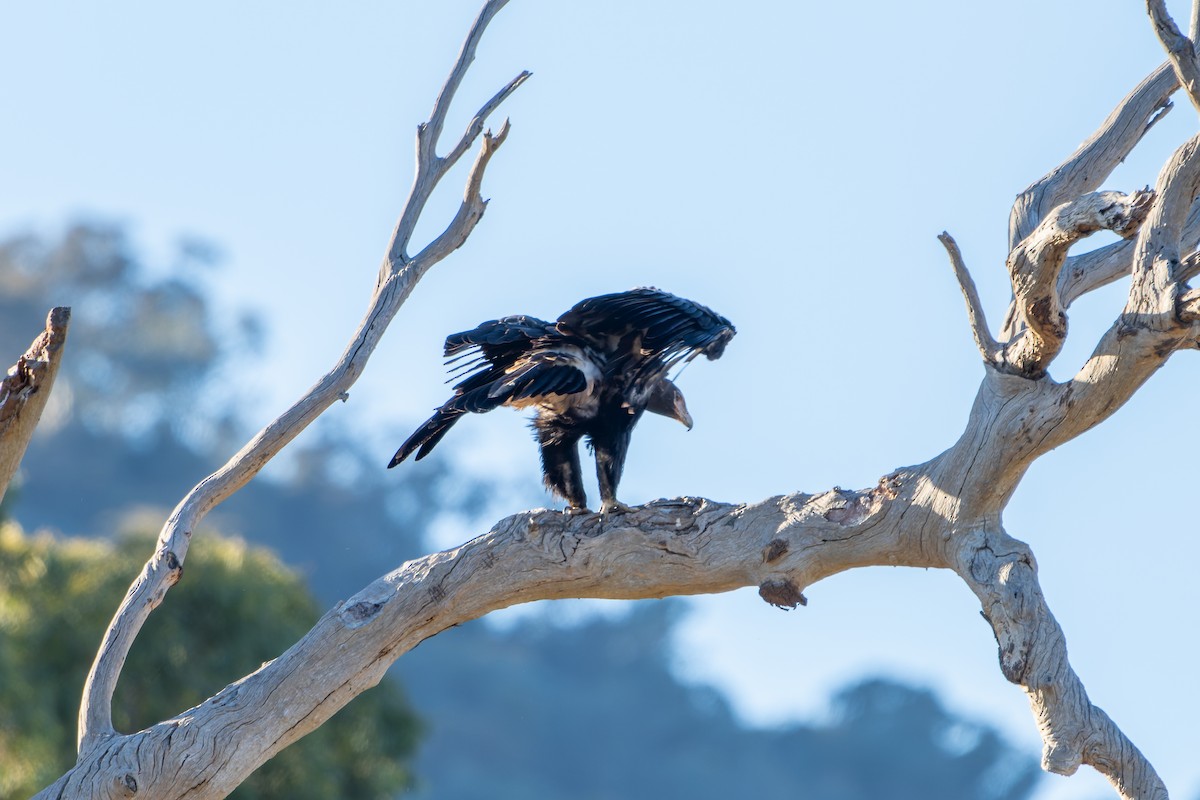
<box><xmin>0</xmin><ymin>307</ymin><xmax>70</xmax><ymax>506</ymax></box>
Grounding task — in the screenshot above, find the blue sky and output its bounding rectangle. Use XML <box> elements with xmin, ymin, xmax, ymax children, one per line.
<box><xmin>3</xmin><ymin>2</ymin><xmax>1198</xmax><ymax>798</ymax></box>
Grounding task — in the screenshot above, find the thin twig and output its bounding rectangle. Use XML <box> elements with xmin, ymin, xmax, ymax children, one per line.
<box><xmin>414</xmin><ymin>119</ymin><xmax>513</xmax><ymax>265</ymax></box>
<box><xmin>937</xmin><ymin>232</ymin><xmax>1000</xmax><ymax>365</ymax></box>
<box><xmin>443</xmin><ymin>72</ymin><xmax>531</xmax><ymax>169</ymax></box>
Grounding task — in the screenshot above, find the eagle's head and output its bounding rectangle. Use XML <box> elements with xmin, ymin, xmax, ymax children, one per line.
<box><xmin>645</xmin><ymin>379</ymin><xmax>693</xmax><ymax>430</ymax></box>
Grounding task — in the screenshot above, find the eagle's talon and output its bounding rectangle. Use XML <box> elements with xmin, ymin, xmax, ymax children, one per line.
<box><xmin>600</xmin><ymin>500</ymin><xmax>634</xmax><ymax>515</ymax></box>
<box><xmin>563</xmin><ymin>505</ymin><xmax>591</xmax><ymax>516</ymax></box>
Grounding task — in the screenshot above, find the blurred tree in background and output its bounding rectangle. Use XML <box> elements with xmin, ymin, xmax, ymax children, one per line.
<box><xmin>401</xmin><ymin>601</ymin><xmax>1040</xmax><ymax>800</ymax></box>
<box><xmin>0</xmin><ymin>523</ymin><xmax>419</xmax><ymax>800</ymax></box>
<box><xmin>0</xmin><ymin>220</ymin><xmax>1042</xmax><ymax>799</ymax></box>
<box><xmin>0</xmin><ymin>221</ymin><xmax>250</xmax><ymax>445</ymax></box>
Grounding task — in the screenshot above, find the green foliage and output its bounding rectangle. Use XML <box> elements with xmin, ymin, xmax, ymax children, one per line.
<box><xmin>0</xmin><ymin>523</ymin><xmax>419</xmax><ymax>800</ymax></box>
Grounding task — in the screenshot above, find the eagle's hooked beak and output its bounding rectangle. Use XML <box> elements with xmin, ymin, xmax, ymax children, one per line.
<box><xmin>673</xmin><ymin>391</ymin><xmax>694</xmax><ymax>431</ymax></box>
<box><xmin>646</xmin><ymin>378</ymin><xmax>693</xmax><ymax>430</ymax></box>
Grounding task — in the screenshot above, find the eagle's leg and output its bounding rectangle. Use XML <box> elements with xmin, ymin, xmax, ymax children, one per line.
<box><xmin>592</xmin><ymin>426</ymin><xmax>634</xmax><ymax>515</ymax></box>
<box><xmin>536</xmin><ymin>425</ymin><xmax>588</xmax><ymax>513</ymax></box>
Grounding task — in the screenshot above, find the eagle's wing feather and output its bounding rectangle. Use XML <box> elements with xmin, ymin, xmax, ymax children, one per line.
<box><xmin>486</xmin><ymin>349</ymin><xmax>593</xmax><ymax>406</ymax></box>
<box><xmin>558</xmin><ymin>287</ymin><xmax>736</xmax><ymax>370</ymax></box>
<box><xmin>444</xmin><ymin>315</ymin><xmax>555</xmax><ymax>359</ymax></box>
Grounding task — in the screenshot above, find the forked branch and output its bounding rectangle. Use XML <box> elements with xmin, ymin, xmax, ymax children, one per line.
<box><xmin>75</xmin><ymin>0</ymin><xmax>525</xmax><ymax>758</ymax></box>
<box><xmin>1009</xmin><ymin>62</ymin><xmax>1176</xmax><ymax>249</ymax></box>
<box><xmin>384</xmin><ymin>0</ymin><xmax>530</xmax><ymax>275</ymax></box>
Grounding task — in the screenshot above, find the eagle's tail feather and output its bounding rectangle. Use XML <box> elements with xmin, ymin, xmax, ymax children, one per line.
<box><xmin>388</xmin><ymin>407</ymin><xmax>466</xmax><ymax>467</ymax></box>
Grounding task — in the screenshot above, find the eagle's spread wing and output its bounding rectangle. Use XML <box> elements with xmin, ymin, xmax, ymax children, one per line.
<box><xmin>442</xmin><ymin>315</ymin><xmax>595</xmax><ymax>411</ymax></box>
<box><xmin>389</xmin><ymin>323</ymin><xmax>597</xmax><ymax>467</ymax></box>
<box><xmin>557</xmin><ymin>287</ymin><xmax>736</xmax><ymax>376</ymax></box>
<box><xmin>389</xmin><ymin>289</ymin><xmax>735</xmax><ymax>486</ymax></box>
<box><xmin>443</xmin><ymin>315</ymin><xmax>555</xmax><ymax>376</ymax></box>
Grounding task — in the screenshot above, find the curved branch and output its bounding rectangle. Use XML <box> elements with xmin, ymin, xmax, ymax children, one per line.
<box><xmin>76</xmin><ymin>5</ymin><xmax>525</xmax><ymax>754</ymax></box>
<box><xmin>0</xmin><ymin>306</ymin><xmax>70</xmax><ymax>504</ymax></box>
<box><xmin>1009</xmin><ymin>62</ymin><xmax>1177</xmax><ymax>249</ymax></box>
<box><xmin>952</xmin><ymin>528</ymin><xmax>1167</xmax><ymax>799</ymax></box>
<box><xmin>42</xmin><ymin>457</ymin><xmax>1167</xmax><ymax>799</ymax></box>
<box><xmin>1057</xmin><ymin>194</ymin><xmax>1200</xmax><ymax>308</ymax></box>
<box><xmin>1002</xmin><ymin>190</ymin><xmax>1153</xmax><ymax>375</ymax></box>
<box><xmin>37</xmin><ymin>486</ymin><xmax>942</xmax><ymax>800</ymax></box>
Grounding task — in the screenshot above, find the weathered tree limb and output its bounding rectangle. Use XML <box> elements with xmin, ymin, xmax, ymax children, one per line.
<box><xmin>1057</xmin><ymin>195</ymin><xmax>1200</xmax><ymax>307</ymax></box>
<box><xmin>0</xmin><ymin>306</ymin><xmax>69</xmax><ymax>505</ymax></box>
<box><xmin>1002</xmin><ymin>61</ymin><xmax>1178</xmax><ymax>342</ymax></box>
<box><xmin>951</xmin><ymin>525</ymin><xmax>1166</xmax><ymax>799</ymax></box>
<box><xmin>1128</xmin><ymin>135</ymin><xmax>1200</xmax><ymax>320</ymax></box>
<box><xmin>1001</xmin><ymin>190</ymin><xmax>1153</xmax><ymax>375</ymax></box>
<box><xmin>938</xmin><ymin>232</ymin><xmax>1002</xmax><ymax>364</ymax></box>
<box><xmin>1009</xmin><ymin>62</ymin><xmax>1176</xmax><ymax>250</ymax></box>
<box><xmin>1149</xmin><ymin>0</ymin><xmax>1200</xmax><ymax>114</ymax></box>
<box><xmin>74</xmin><ymin>0</ymin><xmax>525</xmax><ymax>758</ymax></box>
<box><xmin>36</xmin><ymin>395</ymin><xmax>1169</xmax><ymax>800</ymax></box>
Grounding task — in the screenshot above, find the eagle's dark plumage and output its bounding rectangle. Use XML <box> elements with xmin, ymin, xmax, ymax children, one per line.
<box><xmin>389</xmin><ymin>288</ymin><xmax>735</xmax><ymax>513</ymax></box>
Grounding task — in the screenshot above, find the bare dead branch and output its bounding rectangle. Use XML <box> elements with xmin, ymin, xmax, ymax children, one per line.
<box><xmin>412</xmin><ymin>119</ymin><xmax>512</xmax><ymax>265</ymax></box>
<box><xmin>1052</xmin><ymin>195</ymin><xmax>1200</xmax><ymax>308</ymax></box>
<box><xmin>1009</xmin><ymin>62</ymin><xmax>1177</xmax><ymax>249</ymax></box>
<box><xmin>425</xmin><ymin>0</ymin><xmax>510</xmax><ymax>154</ymax></box>
<box><xmin>1011</xmin><ymin>140</ymin><xmax>1200</xmax><ymax>460</ymax></box>
<box><xmin>937</xmin><ymin>232</ymin><xmax>1001</xmax><ymax>364</ymax></box>
<box><xmin>1148</xmin><ymin>0</ymin><xmax>1200</xmax><ymax>114</ymax></box>
<box><xmin>41</xmin><ymin>435</ymin><xmax>1169</xmax><ymax>799</ymax></box>
<box><xmin>443</xmin><ymin>73</ymin><xmax>530</xmax><ymax>171</ymax></box>
<box><xmin>953</xmin><ymin>528</ymin><xmax>1167</xmax><ymax>799</ymax></box>
<box><xmin>1001</xmin><ymin>62</ymin><xmax>1178</xmax><ymax>345</ymax></box>
<box><xmin>1059</xmin><ymin>238</ymin><xmax>1137</xmax><ymax>305</ymax></box>
<box><xmin>1127</xmin><ymin>133</ymin><xmax>1200</xmax><ymax>320</ymax></box>
<box><xmin>1002</xmin><ymin>190</ymin><xmax>1153</xmax><ymax>375</ymax></box>
<box><xmin>385</xmin><ymin>0</ymin><xmax>530</xmax><ymax>272</ymax></box>
<box><xmin>76</xmin><ymin>2</ymin><xmax>525</xmax><ymax>755</ymax></box>
<box><xmin>0</xmin><ymin>307</ymin><xmax>69</xmax><ymax>505</ymax></box>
